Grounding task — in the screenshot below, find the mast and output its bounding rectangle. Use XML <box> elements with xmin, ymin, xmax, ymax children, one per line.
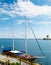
<box><xmin>12</xmin><ymin>20</ymin><xmax>14</xmax><ymax>50</ymax></box>
<box><xmin>25</xmin><ymin>16</ymin><xmax>27</xmax><ymax>55</ymax></box>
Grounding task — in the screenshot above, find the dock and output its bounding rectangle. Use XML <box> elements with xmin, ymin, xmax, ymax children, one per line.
<box><xmin>0</xmin><ymin>54</ymin><xmax>41</xmax><ymax>65</ymax></box>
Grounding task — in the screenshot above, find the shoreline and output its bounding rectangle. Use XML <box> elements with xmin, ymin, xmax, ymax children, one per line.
<box><xmin>0</xmin><ymin>38</ymin><xmax>51</xmax><ymax>40</ymax></box>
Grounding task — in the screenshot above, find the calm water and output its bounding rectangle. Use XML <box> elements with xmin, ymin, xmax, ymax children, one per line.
<box><xmin>0</xmin><ymin>38</ymin><xmax>51</xmax><ymax>65</ymax></box>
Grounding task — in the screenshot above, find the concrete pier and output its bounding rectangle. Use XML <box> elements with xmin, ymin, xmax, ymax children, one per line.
<box><xmin>0</xmin><ymin>54</ymin><xmax>40</xmax><ymax>65</ymax></box>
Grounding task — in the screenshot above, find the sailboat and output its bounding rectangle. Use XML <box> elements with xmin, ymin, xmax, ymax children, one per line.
<box><xmin>2</xmin><ymin>19</ymin><xmax>25</xmax><ymax>57</ymax></box>
<box><xmin>2</xmin><ymin>16</ymin><xmax>45</xmax><ymax>65</ymax></box>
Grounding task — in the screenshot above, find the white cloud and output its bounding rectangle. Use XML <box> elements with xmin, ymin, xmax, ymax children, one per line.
<box><xmin>17</xmin><ymin>1</ymin><xmax>51</xmax><ymax>17</ymax></box>
<box><xmin>33</xmin><ymin>21</ymin><xmax>51</xmax><ymax>25</ymax></box>
<box><xmin>17</xmin><ymin>19</ymin><xmax>33</xmax><ymax>24</ymax></box>
<box><xmin>0</xmin><ymin>8</ymin><xmax>16</xmax><ymax>17</ymax></box>
<box><xmin>17</xmin><ymin>19</ymin><xmax>51</xmax><ymax>25</ymax></box>
<box><xmin>47</xmin><ymin>0</ymin><xmax>51</xmax><ymax>3</ymax></box>
<box><xmin>17</xmin><ymin>20</ymin><xmax>25</xmax><ymax>24</ymax></box>
<box><xmin>0</xmin><ymin>27</ymin><xmax>9</xmax><ymax>31</ymax></box>
<box><xmin>0</xmin><ymin>1</ymin><xmax>51</xmax><ymax>18</ymax></box>
<box><xmin>0</xmin><ymin>17</ymin><xmax>9</xmax><ymax>20</ymax></box>
<box><xmin>48</xmin><ymin>16</ymin><xmax>51</xmax><ymax>18</ymax></box>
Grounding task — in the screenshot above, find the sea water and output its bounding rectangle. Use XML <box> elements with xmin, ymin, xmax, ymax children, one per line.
<box><xmin>0</xmin><ymin>38</ymin><xmax>51</xmax><ymax>65</ymax></box>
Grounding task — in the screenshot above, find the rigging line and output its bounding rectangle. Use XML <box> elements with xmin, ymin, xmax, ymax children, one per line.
<box><xmin>25</xmin><ymin>17</ymin><xmax>44</xmax><ymax>56</ymax></box>
<box><xmin>28</xmin><ymin>22</ymin><xmax>44</xmax><ymax>56</ymax></box>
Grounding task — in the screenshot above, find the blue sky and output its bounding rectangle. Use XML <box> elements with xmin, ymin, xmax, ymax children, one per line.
<box><xmin>0</xmin><ymin>0</ymin><xmax>51</xmax><ymax>38</ymax></box>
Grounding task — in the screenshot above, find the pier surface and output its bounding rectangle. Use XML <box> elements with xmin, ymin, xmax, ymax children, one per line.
<box><xmin>0</xmin><ymin>54</ymin><xmax>40</xmax><ymax>65</ymax></box>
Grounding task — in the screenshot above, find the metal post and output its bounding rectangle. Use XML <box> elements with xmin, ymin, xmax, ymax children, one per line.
<box><xmin>20</xmin><ymin>59</ymin><xmax>21</xmax><ymax>65</ymax></box>
<box><xmin>25</xmin><ymin>16</ymin><xmax>27</xmax><ymax>55</ymax></box>
<box><xmin>12</xmin><ymin>21</ymin><xmax>14</xmax><ymax>50</ymax></box>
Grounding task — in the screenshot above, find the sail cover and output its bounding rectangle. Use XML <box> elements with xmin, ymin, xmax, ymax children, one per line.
<box><xmin>9</xmin><ymin>50</ymin><xmax>25</xmax><ymax>56</ymax></box>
